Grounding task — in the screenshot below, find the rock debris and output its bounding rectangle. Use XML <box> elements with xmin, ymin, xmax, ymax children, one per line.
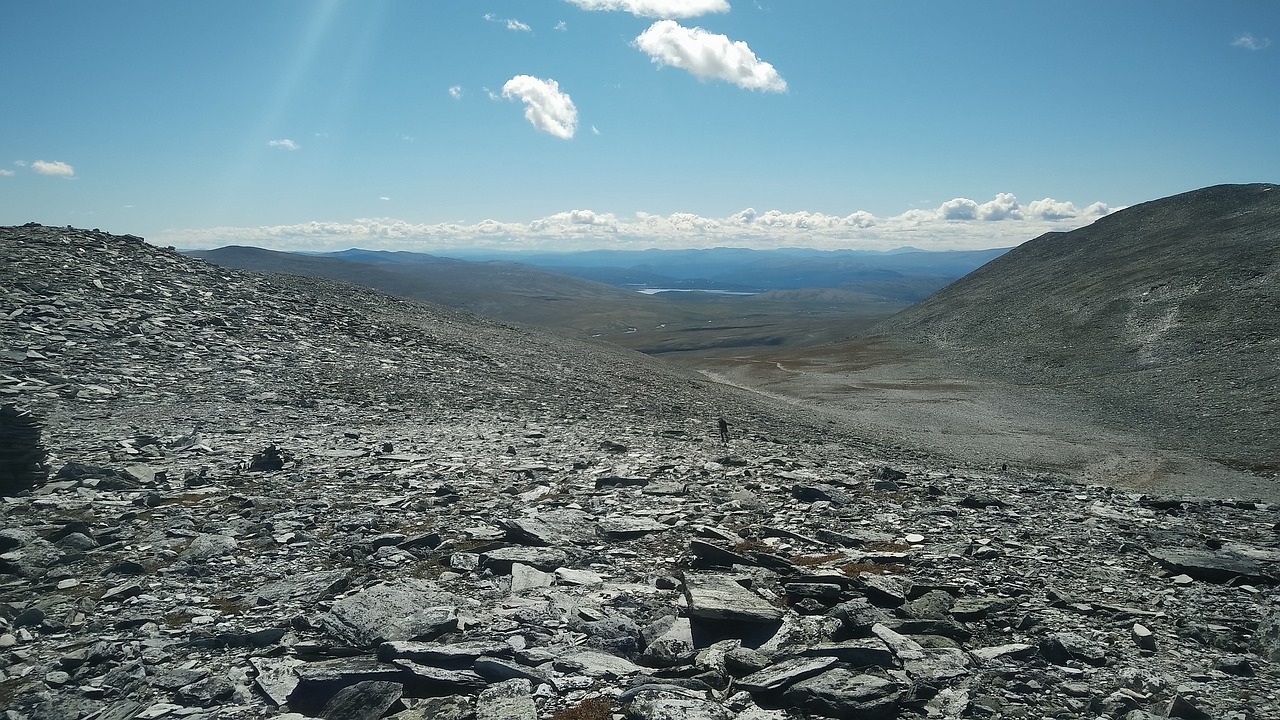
<box><xmin>1</xmin><ymin>224</ymin><xmax>1278</xmax><ymax>719</ymax></box>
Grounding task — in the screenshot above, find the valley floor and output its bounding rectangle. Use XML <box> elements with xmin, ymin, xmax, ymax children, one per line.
<box><xmin>670</xmin><ymin>338</ymin><xmax>1280</xmax><ymax>504</ymax></box>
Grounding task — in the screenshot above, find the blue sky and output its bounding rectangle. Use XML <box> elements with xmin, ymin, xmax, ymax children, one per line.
<box><xmin>2</xmin><ymin>0</ymin><xmax>1277</xmax><ymax>251</ymax></box>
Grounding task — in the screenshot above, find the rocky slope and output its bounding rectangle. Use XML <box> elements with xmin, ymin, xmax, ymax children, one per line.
<box><xmin>870</xmin><ymin>183</ymin><xmax>1280</xmax><ymax>473</ymax></box>
<box><xmin>2</xmin><ymin>223</ymin><xmax>1279</xmax><ymax>720</ymax></box>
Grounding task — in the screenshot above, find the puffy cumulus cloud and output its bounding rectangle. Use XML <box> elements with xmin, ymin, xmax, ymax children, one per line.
<box><xmin>502</xmin><ymin>75</ymin><xmax>578</xmax><ymax>139</ymax></box>
<box><xmin>1232</xmin><ymin>33</ymin><xmax>1272</xmax><ymax>51</ymax></box>
<box><xmin>32</xmin><ymin>160</ymin><xmax>75</xmax><ymax>177</ymax></box>
<box><xmin>564</xmin><ymin>0</ymin><xmax>730</xmax><ymax>19</ymax></box>
<box><xmin>267</xmin><ymin>139</ymin><xmax>300</xmax><ymax>151</ymax></box>
<box><xmin>529</xmin><ymin>209</ymin><xmax>621</xmax><ymax>232</ymax></box>
<box><xmin>448</xmin><ymin>85</ymin><xmax>463</xmax><ymax>99</ymax></box>
<box><xmin>158</xmin><ymin>193</ymin><xmax>1116</xmax><ymax>253</ymax></box>
<box><xmin>0</xmin><ymin>169</ymin><xmax>14</xmax><ymax>177</ymax></box>
<box><xmin>507</xmin><ymin>19</ymin><xmax>532</xmax><ymax>32</ymax></box>
<box><xmin>977</xmin><ymin>192</ymin><xmax>1021</xmax><ymax>221</ymax></box>
<box><xmin>634</xmin><ymin>20</ymin><xmax>786</xmax><ymax>92</ymax></box>
<box><xmin>939</xmin><ymin>198</ymin><xmax>979</xmax><ymax>221</ymax></box>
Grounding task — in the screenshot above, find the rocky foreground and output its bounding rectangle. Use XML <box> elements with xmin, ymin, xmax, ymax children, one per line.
<box><xmin>2</xmin><ymin>224</ymin><xmax>1279</xmax><ymax>720</ymax></box>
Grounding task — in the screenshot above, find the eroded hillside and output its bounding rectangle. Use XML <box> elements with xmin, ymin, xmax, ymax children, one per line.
<box><xmin>1</xmin><ymin>224</ymin><xmax>1278</xmax><ymax>720</ymax></box>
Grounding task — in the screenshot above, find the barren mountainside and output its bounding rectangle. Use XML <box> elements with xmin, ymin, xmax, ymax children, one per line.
<box><xmin>871</xmin><ymin>183</ymin><xmax>1280</xmax><ymax>471</ymax></box>
<box><xmin>2</xmin><ymin>223</ymin><xmax>1279</xmax><ymax>720</ymax></box>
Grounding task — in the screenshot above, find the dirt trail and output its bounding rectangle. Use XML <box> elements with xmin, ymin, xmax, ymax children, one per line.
<box><xmin>686</xmin><ymin>338</ymin><xmax>1280</xmax><ymax>502</ymax></box>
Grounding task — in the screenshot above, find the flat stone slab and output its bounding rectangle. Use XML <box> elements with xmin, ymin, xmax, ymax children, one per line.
<box><xmin>1147</xmin><ymin>548</ymin><xmax>1276</xmax><ymax>584</ymax></box>
<box><xmin>781</xmin><ymin>669</ymin><xmax>902</xmax><ymax>720</ymax></box>
<box><xmin>481</xmin><ymin>546</ymin><xmax>569</xmax><ymax>571</ymax></box>
<box><xmin>802</xmin><ymin>639</ymin><xmax>895</xmax><ymax>668</ymax></box>
<box><xmin>552</xmin><ymin>650</ymin><xmax>646</xmax><ymax>679</ymax></box>
<box><xmin>737</xmin><ymin>656</ymin><xmax>839</xmax><ymax>693</ymax></box>
<box><xmin>684</xmin><ymin>574</ymin><xmax>785</xmax><ymax>623</ymax></box>
<box><xmin>597</xmin><ymin>516</ymin><xmax>670</xmax><ymax>538</ymax></box>
<box><xmin>378</xmin><ymin>640</ymin><xmax>513</xmax><ymax>665</ymax></box>
<box><xmin>477</xmin><ymin>678</ymin><xmax>537</xmax><ymax>720</ymax></box>
<box><xmin>322</xmin><ymin>580</ymin><xmax>460</xmax><ymax>648</ymax></box>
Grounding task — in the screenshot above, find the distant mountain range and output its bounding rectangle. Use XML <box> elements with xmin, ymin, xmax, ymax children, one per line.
<box><xmin>330</xmin><ymin>246</ymin><xmax>1012</xmax><ymax>302</ymax></box>
<box><xmin>871</xmin><ymin>183</ymin><xmax>1280</xmax><ymax>470</ymax></box>
<box><xmin>187</xmin><ymin>245</ymin><xmax>1008</xmax><ymax>350</ymax></box>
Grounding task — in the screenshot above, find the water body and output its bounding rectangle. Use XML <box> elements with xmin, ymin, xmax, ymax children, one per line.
<box><xmin>635</xmin><ymin>288</ymin><xmax>757</xmax><ymax>296</ymax></box>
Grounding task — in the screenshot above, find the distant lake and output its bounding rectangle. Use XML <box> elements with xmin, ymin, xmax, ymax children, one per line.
<box><xmin>635</xmin><ymin>288</ymin><xmax>756</xmax><ymax>295</ymax></box>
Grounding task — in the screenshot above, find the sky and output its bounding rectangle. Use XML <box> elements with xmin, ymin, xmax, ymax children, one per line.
<box><xmin>2</xmin><ymin>0</ymin><xmax>1277</xmax><ymax>253</ymax></box>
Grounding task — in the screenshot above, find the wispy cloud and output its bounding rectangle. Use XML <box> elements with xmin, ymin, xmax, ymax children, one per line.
<box><xmin>484</xmin><ymin>13</ymin><xmax>532</xmax><ymax>32</ymax></box>
<box><xmin>0</xmin><ymin>169</ymin><xmax>13</xmax><ymax>177</ymax></box>
<box><xmin>634</xmin><ymin>20</ymin><xmax>786</xmax><ymax>92</ymax></box>
<box><xmin>554</xmin><ymin>20</ymin><xmax>568</xmax><ymax>31</ymax></box>
<box><xmin>1232</xmin><ymin>33</ymin><xmax>1272</xmax><ymax>51</ymax></box>
<box><xmin>32</xmin><ymin>160</ymin><xmax>76</xmax><ymax>177</ymax></box>
<box><xmin>161</xmin><ymin>194</ymin><xmax>1118</xmax><ymax>253</ymax></box>
<box><xmin>448</xmin><ymin>85</ymin><xmax>463</xmax><ymax>99</ymax></box>
<box><xmin>502</xmin><ymin>75</ymin><xmax>579</xmax><ymax>139</ymax></box>
<box><xmin>268</xmin><ymin>139</ymin><xmax>300</xmax><ymax>151</ymax></box>
<box><xmin>564</xmin><ymin>0</ymin><xmax>730</xmax><ymax>19</ymax></box>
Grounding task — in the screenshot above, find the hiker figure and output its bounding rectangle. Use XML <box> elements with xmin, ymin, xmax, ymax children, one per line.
<box><xmin>718</xmin><ymin>417</ymin><xmax>730</xmax><ymax>445</ymax></box>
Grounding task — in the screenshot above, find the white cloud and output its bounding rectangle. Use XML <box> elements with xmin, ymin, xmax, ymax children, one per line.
<box><xmin>591</xmin><ymin>124</ymin><xmax>601</xmax><ymax>135</ymax></box>
<box><xmin>0</xmin><ymin>169</ymin><xmax>13</xmax><ymax>177</ymax></box>
<box><xmin>448</xmin><ymin>85</ymin><xmax>463</xmax><ymax>99</ymax></box>
<box><xmin>555</xmin><ymin>20</ymin><xmax>568</xmax><ymax>31</ymax></box>
<box><xmin>268</xmin><ymin>139</ymin><xmax>300</xmax><ymax>151</ymax></box>
<box><xmin>501</xmin><ymin>75</ymin><xmax>579</xmax><ymax>139</ymax></box>
<box><xmin>977</xmin><ymin>192</ymin><xmax>1021</xmax><ymax>221</ymax></box>
<box><xmin>379</xmin><ymin>196</ymin><xmax>391</xmax><ymax>201</ymax></box>
<box><xmin>564</xmin><ymin>0</ymin><xmax>730</xmax><ymax>18</ymax></box>
<box><xmin>32</xmin><ymin>160</ymin><xmax>75</xmax><ymax>177</ymax></box>
<box><xmin>634</xmin><ymin>20</ymin><xmax>786</xmax><ymax>92</ymax></box>
<box><xmin>507</xmin><ymin>19</ymin><xmax>532</xmax><ymax>32</ymax></box>
<box><xmin>939</xmin><ymin>198</ymin><xmax>978</xmax><ymax>221</ymax></box>
<box><xmin>159</xmin><ymin>193</ymin><xmax>1117</xmax><ymax>253</ymax></box>
<box><xmin>1232</xmin><ymin>33</ymin><xmax>1272</xmax><ymax>51</ymax></box>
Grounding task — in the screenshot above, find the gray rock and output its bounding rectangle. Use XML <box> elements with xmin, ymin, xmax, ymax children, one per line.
<box><xmin>1251</xmin><ymin>605</ymin><xmax>1280</xmax><ymax>662</ymax></box>
<box><xmin>323</xmin><ymin>580</ymin><xmax>460</xmax><ymax>648</ymax></box>
<box><xmin>553</xmin><ymin>650</ymin><xmax>647</xmax><ymax>679</ymax></box>
<box><xmin>180</xmin><ymin>533</ymin><xmax>237</xmax><ymax>561</ymax></box>
<box><xmin>555</xmin><ymin>567</ymin><xmax>603</xmax><ymax>585</ymax></box>
<box><xmin>378</xmin><ymin>640</ymin><xmax>513</xmax><ymax>665</ymax></box>
<box><xmin>253</xmin><ymin>569</ymin><xmax>350</xmax><ymax>605</ymax></box>
<box><xmin>598</xmin><ymin>515</ymin><xmax>670</xmax><ymax>538</ymax></box>
<box><xmin>476</xmin><ymin>678</ymin><xmax>537</xmax><ymax>720</ymax></box>
<box><xmin>1039</xmin><ymin>631</ymin><xmax>1108</xmax><ymax>666</ymax></box>
<box><xmin>970</xmin><ymin>643</ymin><xmax>1035</xmax><ymax>663</ymax></box>
<box><xmin>622</xmin><ymin>686</ymin><xmax>733</xmax><ymax>720</ymax></box>
<box><xmin>1147</xmin><ymin>548</ymin><xmax>1276</xmax><ymax>584</ymax></box>
<box><xmin>900</xmin><ymin>589</ymin><xmax>955</xmax><ymax>620</ymax></box>
<box><xmin>501</xmin><ymin>509</ymin><xmax>594</xmax><ymax>546</ymax></box>
<box><xmin>250</xmin><ymin>657</ymin><xmax>305</xmax><ymax>706</ymax></box>
<box><xmin>801</xmin><ymin>639</ymin><xmax>895</xmax><ymax>667</ymax></box>
<box><xmin>736</xmin><ymin>656</ymin><xmax>838</xmax><ymax>693</ymax></box>
<box><xmin>683</xmin><ymin>574</ymin><xmax>785</xmax><ymax>623</ymax></box>
<box><xmin>473</xmin><ymin>656</ymin><xmax>551</xmax><ymax>686</ymax></box>
<box><xmin>320</xmin><ymin>680</ymin><xmax>403</xmax><ymax>720</ymax></box>
<box><xmin>858</xmin><ymin>574</ymin><xmax>912</xmax><ymax>607</ymax></box>
<box><xmin>780</xmin><ymin>669</ymin><xmax>902</xmax><ymax>720</ymax></box>
<box><xmin>391</xmin><ymin>659</ymin><xmax>486</xmax><ymax>690</ymax></box>
<box><xmin>388</xmin><ymin>695</ymin><xmax>473</xmax><ymax>720</ymax></box>
<box><xmin>481</xmin><ymin>546</ymin><xmax>569</xmax><ymax>571</ymax></box>
<box><xmin>509</xmin><ymin>562</ymin><xmax>555</xmax><ymax>592</ymax></box>
<box><xmin>642</xmin><ymin>617</ymin><xmax>695</xmax><ymax>666</ymax></box>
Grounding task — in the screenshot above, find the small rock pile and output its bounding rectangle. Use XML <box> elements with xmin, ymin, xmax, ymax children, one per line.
<box><xmin>1</xmin><ymin>225</ymin><xmax>1278</xmax><ymax>720</ymax></box>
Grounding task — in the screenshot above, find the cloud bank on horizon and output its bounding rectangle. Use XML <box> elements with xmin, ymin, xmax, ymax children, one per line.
<box><xmin>159</xmin><ymin>192</ymin><xmax>1117</xmax><ymax>253</ymax></box>
<box><xmin>2</xmin><ymin>2</ymin><xmax>1274</xmax><ymax>251</ymax></box>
